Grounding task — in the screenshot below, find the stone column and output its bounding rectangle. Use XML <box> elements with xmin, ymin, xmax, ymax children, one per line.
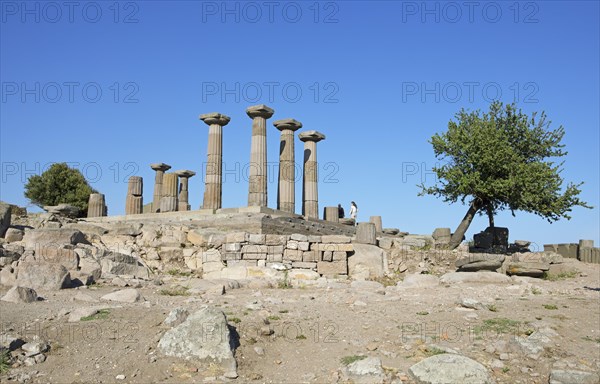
<box><xmin>369</xmin><ymin>216</ymin><xmax>383</xmax><ymax>232</ymax></box>
<box><xmin>324</xmin><ymin>207</ymin><xmax>339</xmax><ymax>222</ymax></box>
<box><xmin>150</xmin><ymin>163</ymin><xmax>171</xmax><ymax>212</ymax></box>
<box><xmin>298</xmin><ymin>130</ymin><xmax>326</xmax><ymax>220</ymax></box>
<box><xmin>160</xmin><ymin>173</ymin><xmax>178</xmax><ymax>212</ymax></box>
<box><xmin>87</xmin><ymin>193</ymin><xmax>106</xmax><ymax>218</ymax></box>
<box><xmin>246</xmin><ymin>104</ymin><xmax>274</xmax><ymax>207</ymax></box>
<box><xmin>273</xmin><ymin>118</ymin><xmax>302</xmax><ymax>213</ymax></box>
<box><xmin>125</xmin><ymin>176</ymin><xmax>143</xmax><ymax>215</ymax></box>
<box><xmin>200</xmin><ymin>113</ymin><xmax>231</xmax><ymax>210</ymax></box>
<box><xmin>175</xmin><ymin>170</ymin><xmax>196</xmax><ymax>211</ymax></box>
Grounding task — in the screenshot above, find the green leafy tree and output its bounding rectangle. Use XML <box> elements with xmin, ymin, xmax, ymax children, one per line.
<box><xmin>24</xmin><ymin>163</ymin><xmax>98</xmax><ymax>217</ymax></box>
<box><xmin>419</xmin><ymin>102</ymin><xmax>591</xmax><ymax>249</ymax></box>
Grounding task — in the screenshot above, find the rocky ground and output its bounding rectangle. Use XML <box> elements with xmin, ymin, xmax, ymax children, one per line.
<box><xmin>1</xmin><ymin>263</ymin><xmax>599</xmax><ymax>384</ymax></box>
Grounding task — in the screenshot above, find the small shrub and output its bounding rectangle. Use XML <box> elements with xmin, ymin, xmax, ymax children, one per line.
<box><xmin>267</xmin><ymin>315</ymin><xmax>281</xmax><ymax>321</ymax></box>
<box><xmin>423</xmin><ymin>346</ymin><xmax>445</xmax><ymax>357</ymax></box>
<box><xmin>487</xmin><ymin>304</ymin><xmax>499</xmax><ymax>312</ymax></box>
<box><xmin>81</xmin><ymin>309</ymin><xmax>110</xmax><ymax>321</ymax></box>
<box><xmin>543</xmin><ymin>271</ymin><xmax>578</xmax><ymax>281</ymax></box>
<box><xmin>296</xmin><ymin>334</ymin><xmax>307</xmax><ymax>340</ymax></box>
<box><xmin>159</xmin><ymin>286</ymin><xmax>190</xmax><ymax>296</ymax></box>
<box><xmin>531</xmin><ymin>287</ymin><xmax>542</xmax><ymax>295</ymax></box>
<box><xmin>340</xmin><ymin>355</ymin><xmax>366</xmax><ymax>366</ymax></box>
<box><xmin>229</xmin><ymin>317</ymin><xmax>241</xmax><ymax>324</ymax></box>
<box><xmin>0</xmin><ymin>350</ymin><xmax>11</xmax><ymax>374</ymax></box>
<box><xmin>417</xmin><ymin>311</ymin><xmax>429</xmax><ymax>316</ymax></box>
<box><xmin>278</xmin><ymin>309</ymin><xmax>289</xmax><ymax>314</ymax></box>
<box><xmin>543</xmin><ymin>304</ymin><xmax>558</xmax><ymax>310</ymax></box>
<box><xmin>278</xmin><ymin>270</ymin><xmax>291</xmax><ymax>289</ymax></box>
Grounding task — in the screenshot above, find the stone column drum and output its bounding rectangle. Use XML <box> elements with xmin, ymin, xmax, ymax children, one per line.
<box><xmin>151</xmin><ymin>163</ymin><xmax>171</xmax><ymax>212</ymax></box>
<box><xmin>125</xmin><ymin>176</ymin><xmax>143</xmax><ymax>215</ymax></box>
<box><xmin>160</xmin><ymin>173</ymin><xmax>179</xmax><ymax>212</ymax></box>
<box><xmin>369</xmin><ymin>216</ymin><xmax>383</xmax><ymax>232</ymax></box>
<box><xmin>298</xmin><ymin>130</ymin><xmax>326</xmax><ymax>220</ymax></box>
<box><xmin>87</xmin><ymin>193</ymin><xmax>106</xmax><ymax>218</ymax></box>
<box><xmin>200</xmin><ymin>113</ymin><xmax>231</xmax><ymax>210</ymax></box>
<box><xmin>246</xmin><ymin>104</ymin><xmax>274</xmax><ymax>207</ymax></box>
<box><xmin>175</xmin><ymin>170</ymin><xmax>196</xmax><ymax>211</ymax></box>
<box><xmin>324</xmin><ymin>207</ymin><xmax>339</xmax><ymax>222</ymax></box>
<box><xmin>356</xmin><ymin>222</ymin><xmax>377</xmax><ymax>245</ymax></box>
<box><xmin>273</xmin><ymin>119</ymin><xmax>303</xmax><ymax>213</ymax></box>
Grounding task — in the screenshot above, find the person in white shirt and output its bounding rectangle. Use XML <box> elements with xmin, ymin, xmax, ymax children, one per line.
<box><xmin>349</xmin><ymin>201</ymin><xmax>358</xmax><ymax>224</ymax></box>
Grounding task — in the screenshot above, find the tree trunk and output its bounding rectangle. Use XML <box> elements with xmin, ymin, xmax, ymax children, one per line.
<box><xmin>486</xmin><ymin>204</ymin><xmax>494</xmax><ymax>228</ymax></box>
<box><xmin>448</xmin><ymin>201</ymin><xmax>481</xmax><ymax>250</ymax></box>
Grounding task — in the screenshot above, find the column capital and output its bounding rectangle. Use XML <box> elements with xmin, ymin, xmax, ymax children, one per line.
<box><xmin>298</xmin><ymin>130</ymin><xmax>326</xmax><ymax>143</ymax></box>
<box><xmin>273</xmin><ymin>118</ymin><xmax>302</xmax><ymax>132</ymax></box>
<box><xmin>150</xmin><ymin>163</ymin><xmax>171</xmax><ymax>172</ymax></box>
<box><xmin>246</xmin><ymin>104</ymin><xmax>274</xmax><ymax>119</ymax></box>
<box><xmin>200</xmin><ymin>112</ymin><xmax>231</xmax><ymax>126</ymax></box>
<box><xmin>174</xmin><ymin>170</ymin><xmax>196</xmax><ymax>178</ymax></box>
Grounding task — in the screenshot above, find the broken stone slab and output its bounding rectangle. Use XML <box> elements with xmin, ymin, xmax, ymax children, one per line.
<box><xmin>439</xmin><ymin>271</ymin><xmax>511</xmax><ymax>285</ymax></box>
<box><xmin>549</xmin><ymin>370</ymin><xmax>600</xmax><ymax>384</ymax></box>
<box><xmin>158</xmin><ymin>306</ymin><xmax>237</xmax><ymax>379</ymax></box>
<box><xmin>398</xmin><ymin>273</ymin><xmax>440</xmax><ymax>289</ymax></box>
<box><xmin>409</xmin><ymin>353</ymin><xmax>493</xmax><ymax>384</ymax></box>
<box><xmin>43</xmin><ymin>204</ymin><xmax>80</xmax><ymax>218</ymax></box>
<box><xmin>23</xmin><ymin>228</ymin><xmax>87</xmax><ymax>250</ymax></box>
<box><xmin>455</xmin><ymin>253</ymin><xmax>505</xmax><ymax>272</ymax></box>
<box><xmin>355</xmin><ymin>222</ymin><xmax>377</xmax><ymax>245</ymax></box>
<box><xmin>382</xmin><ymin>228</ymin><xmax>400</xmax><ymax>235</ymax></box>
<box><xmin>1</xmin><ymin>286</ymin><xmax>38</xmax><ymax>303</ymax></box>
<box><xmin>68</xmin><ymin>306</ymin><xmax>110</xmax><ymax>322</ymax></box>
<box><xmin>506</xmin><ymin>262</ymin><xmax>550</xmax><ymax>277</ymax></box>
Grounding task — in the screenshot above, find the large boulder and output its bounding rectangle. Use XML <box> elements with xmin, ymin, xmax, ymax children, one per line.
<box><xmin>15</xmin><ymin>261</ymin><xmax>71</xmax><ymax>290</ymax></box>
<box><xmin>1</xmin><ymin>286</ymin><xmax>38</xmax><ymax>303</ymax></box>
<box><xmin>158</xmin><ymin>307</ymin><xmax>238</xmax><ymax>378</ymax></box>
<box><xmin>348</xmin><ymin>244</ymin><xmax>386</xmax><ymax>280</ymax></box>
<box><xmin>100</xmin><ymin>252</ymin><xmax>149</xmax><ymax>279</ymax></box>
<box><xmin>0</xmin><ymin>203</ymin><xmax>11</xmax><ymax>238</ymax></box>
<box><xmin>409</xmin><ymin>354</ymin><xmax>493</xmax><ymax>384</ymax></box>
<box><xmin>343</xmin><ymin>356</ymin><xmax>385</xmax><ymax>383</ymax></box>
<box><xmin>23</xmin><ymin>228</ymin><xmax>87</xmax><ymax>250</ymax></box>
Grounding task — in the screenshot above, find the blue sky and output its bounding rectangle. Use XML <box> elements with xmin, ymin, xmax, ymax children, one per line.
<box><xmin>1</xmin><ymin>1</ymin><xmax>598</xmax><ymax>247</ymax></box>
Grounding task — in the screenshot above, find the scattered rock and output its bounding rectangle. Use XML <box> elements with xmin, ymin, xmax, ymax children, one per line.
<box><xmin>348</xmin><ymin>244</ymin><xmax>386</xmax><ymax>280</ymax></box>
<box><xmin>1</xmin><ymin>286</ymin><xmax>38</xmax><ymax>303</ymax></box>
<box><xmin>458</xmin><ymin>298</ymin><xmax>486</xmax><ymax>310</ymax></box>
<box><xmin>4</xmin><ymin>228</ymin><xmax>24</xmax><ymax>243</ymax></box>
<box><xmin>164</xmin><ymin>308</ymin><xmax>189</xmax><ymax>326</ymax></box>
<box><xmin>68</xmin><ymin>307</ymin><xmax>105</xmax><ymax>322</ymax></box>
<box><xmin>0</xmin><ymin>203</ymin><xmax>12</xmax><ymax>238</ymax></box>
<box><xmin>15</xmin><ymin>261</ymin><xmax>72</xmax><ymax>290</ymax></box>
<box><xmin>344</xmin><ymin>356</ymin><xmax>384</xmax><ymax>384</ymax></box>
<box><xmin>409</xmin><ymin>353</ymin><xmax>493</xmax><ymax>384</ymax></box>
<box><xmin>101</xmin><ymin>288</ymin><xmax>143</xmax><ymax>303</ymax></box>
<box><xmin>43</xmin><ymin>204</ymin><xmax>80</xmax><ymax>218</ymax></box>
<box><xmin>455</xmin><ymin>253</ymin><xmax>505</xmax><ymax>272</ymax></box>
<box><xmin>158</xmin><ymin>307</ymin><xmax>237</xmax><ymax>379</ymax></box>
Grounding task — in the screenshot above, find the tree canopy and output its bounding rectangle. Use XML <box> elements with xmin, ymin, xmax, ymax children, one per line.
<box><xmin>419</xmin><ymin>101</ymin><xmax>591</xmax><ymax>249</ymax></box>
<box><xmin>24</xmin><ymin>163</ymin><xmax>98</xmax><ymax>217</ymax></box>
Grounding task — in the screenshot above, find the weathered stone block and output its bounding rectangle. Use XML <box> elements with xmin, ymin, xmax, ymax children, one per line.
<box><xmin>291</xmin><ymin>261</ymin><xmax>317</xmax><ymax>270</ymax></box>
<box><xmin>324</xmin><ymin>207</ymin><xmax>339</xmax><ymax>223</ymax></box>
<box><xmin>267</xmin><ymin>245</ymin><xmax>284</xmax><ymax>254</ymax></box>
<box><xmin>290</xmin><ymin>234</ymin><xmax>308</xmax><ymax>242</ymax></box>
<box><xmin>242</xmin><ymin>244</ymin><xmax>268</xmax><ymax>254</ymax></box>
<box><xmin>223</xmin><ymin>243</ymin><xmax>241</xmax><ymax>252</ymax></box>
<box><xmin>557</xmin><ymin>243</ymin><xmax>578</xmax><ymax>259</ymax></box>
<box><xmin>243</xmin><ymin>253</ymin><xmax>267</xmax><ymax>260</ymax></box>
<box><xmin>248</xmin><ymin>234</ymin><xmax>266</xmax><ymax>244</ymax></box>
<box><xmin>283</xmin><ymin>249</ymin><xmax>303</xmax><ymax>261</ymax></box>
<box><xmin>223</xmin><ymin>252</ymin><xmax>242</xmax><ymax>261</ymax></box>
<box><xmin>312</xmin><ymin>243</ymin><xmax>354</xmax><ymax>252</ymax></box>
<box><xmin>333</xmin><ymin>251</ymin><xmax>347</xmax><ymax>261</ymax></box>
<box><xmin>266</xmin><ymin>234</ymin><xmax>287</xmax><ymax>245</ymax></box>
<box><xmin>474</xmin><ymin>232</ymin><xmax>493</xmax><ymax>249</ymax></box>
<box><xmin>322</xmin><ymin>250</ymin><xmax>333</xmax><ymax>262</ymax></box>
<box><xmin>369</xmin><ymin>216</ymin><xmax>382</xmax><ymax>232</ymax></box>
<box><xmin>302</xmin><ymin>250</ymin><xmax>319</xmax><ymax>262</ymax></box>
<box><xmin>356</xmin><ymin>222</ymin><xmax>377</xmax><ymax>245</ymax></box>
<box><xmin>307</xmin><ymin>235</ymin><xmax>322</xmax><ymax>243</ymax></box>
<box><xmin>378</xmin><ymin>237</ymin><xmax>394</xmax><ymax>250</ymax></box>
<box><xmin>484</xmin><ymin>226</ymin><xmax>509</xmax><ymax>247</ymax></box>
<box><xmin>226</xmin><ymin>232</ymin><xmax>247</xmax><ymax>243</ymax></box>
<box><xmin>317</xmin><ymin>260</ymin><xmax>347</xmax><ymax>275</ymax></box>
<box><xmin>266</xmin><ymin>254</ymin><xmax>283</xmax><ymax>263</ymax></box>
<box><xmin>321</xmin><ymin>235</ymin><xmax>351</xmax><ymax>244</ymax></box>
<box><xmin>286</xmin><ymin>240</ymin><xmax>299</xmax><ymax>250</ymax></box>
<box><xmin>544</xmin><ymin>244</ymin><xmax>558</xmax><ymax>253</ymax></box>
<box><xmin>298</xmin><ymin>241</ymin><xmax>310</xmax><ymax>251</ymax></box>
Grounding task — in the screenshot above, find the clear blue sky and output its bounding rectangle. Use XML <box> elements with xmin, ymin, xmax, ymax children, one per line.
<box><xmin>1</xmin><ymin>1</ymin><xmax>598</xmax><ymax>247</ymax></box>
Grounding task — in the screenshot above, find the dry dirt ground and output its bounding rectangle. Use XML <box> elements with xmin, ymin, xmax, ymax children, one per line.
<box><xmin>1</xmin><ymin>263</ymin><xmax>599</xmax><ymax>384</ymax></box>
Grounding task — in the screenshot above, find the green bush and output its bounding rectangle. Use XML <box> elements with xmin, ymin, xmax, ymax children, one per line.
<box><xmin>24</xmin><ymin>163</ymin><xmax>98</xmax><ymax>217</ymax></box>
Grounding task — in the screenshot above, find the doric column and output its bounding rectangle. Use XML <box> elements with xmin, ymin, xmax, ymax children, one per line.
<box><xmin>150</xmin><ymin>163</ymin><xmax>171</xmax><ymax>212</ymax></box>
<box><xmin>273</xmin><ymin>118</ymin><xmax>302</xmax><ymax>213</ymax></box>
<box><xmin>298</xmin><ymin>130</ymin><xmax>326</xmax><ymax>220</ymax></box>
<box><xmin>246</xmin><ymin>104</ymin><xmax>274</xmax><ymax>207</ymax></box>
<box><xmin>87</xmin><ymin>193</ymin><xmax>106</xmax><ymax>218</ymax></box>
<box><xmin>160</xmin><ymin>173</ymin><xmax>178</xmax><ymax>212</ymax></box>
<box><xmin>200</xmin><ymin>112</ymin><xmax>231</xmax><ymax>210</ymax></box>
<box><xmin>125</xmin><ymin>176</ymin><xmax>143</xmax><ymax>215</ymax></box>
<box><xmin>174</xmin><ymin>170</ymin><xmax>196</xmax><ymax>211</ymax></box>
